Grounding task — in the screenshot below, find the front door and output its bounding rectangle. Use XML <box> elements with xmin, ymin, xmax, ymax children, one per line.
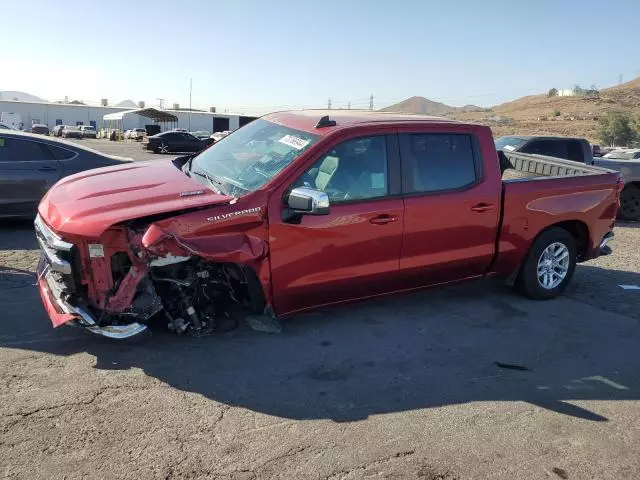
<box><xmin>0</xmin><ymin>135</ymin><xmax>61</xmax><ymax>217</ymax></box>
<box><xmin>398</xmin><ymin>131</ymin><xmax>501</xmax><ymax>287</ymax></box>
<box><xmin>268</xmin><ymin>133</ymin><xmax>404</xmax><ymax>315</ymax></box>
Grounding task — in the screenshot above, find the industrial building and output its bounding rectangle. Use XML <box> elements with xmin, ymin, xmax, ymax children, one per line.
<box><xmin>0</xmin><ymin>99</ymin><xmax>257</xmax><ymax>133</ymax></box>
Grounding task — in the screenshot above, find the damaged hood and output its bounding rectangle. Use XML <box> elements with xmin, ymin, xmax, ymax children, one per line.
<box><xmin>39</xmin><ymin>160</ymin><xmax>234</xmax><ymax>237</ymax></box>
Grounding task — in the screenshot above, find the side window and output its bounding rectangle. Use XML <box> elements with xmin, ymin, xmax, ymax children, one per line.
<box><xmin>566</xmin><ymin>141</ymin><xmax>585</xmax><ymax>163</ymax></box>
<box><xmin>46</xmin><ymin>144</ymin><xmax>76</xmax><ymax>160</ymax></box>
<box><xmin>400</xmin><ymin>133</ymin><xmax>477</xmax><ymax>193</ymax></box>
<box><xmin>295</xmin><ymin>136</ymin><xmax>388</xmax><ymax>202</ymax></box>
<box><xmin>162</xmin><ymin>133</ymin><xmax>177</xmax><ymax>141</ymax></box>
<box><xmin>0</xmin><ymin>137</ymin><xmax>54</xmax><ymax>162</ymax></box>
<box><xmin>522</xmin><ymin>140</ymin><xmax>568</xmax><ymax>159</ymax></box>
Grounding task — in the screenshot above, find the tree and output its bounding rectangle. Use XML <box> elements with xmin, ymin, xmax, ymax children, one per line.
<box><xmin>547</xmin><ymin>88</ymin><xmax>558</xmax><ymax>97</ymax></box>
<box><xmin>573</xmin><ymin>84</ymin><xmax>585</xmax><ymax>96</ymax></box>
<box><xmin>552</xmin><ymin>110</ymin><xmax>561</xmax><ymax>117</ymax></box>
<box><xmin>598</xmin><ymin>111</ymin><xmax>637</xmax><ymax>147</ymax></box>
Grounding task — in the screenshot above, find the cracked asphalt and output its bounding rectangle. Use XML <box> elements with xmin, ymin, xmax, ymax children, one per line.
<box><xmin>1</xmin><ymin>140</ymin><xmax>640</xmax><ymax>479</ymax></box>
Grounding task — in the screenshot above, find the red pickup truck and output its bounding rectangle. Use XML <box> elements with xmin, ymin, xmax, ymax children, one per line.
<box><xmin>35</xmin><ymin>111</ymin><xmax>622</xmax><ymax>339</ymax></box>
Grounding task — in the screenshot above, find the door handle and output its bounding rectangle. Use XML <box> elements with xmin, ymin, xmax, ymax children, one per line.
<box><xmin>470</xmin><ymin>203</ymin><xmax>494</xmax><ymax>213</ymax></box>
<box><xmin>369</xmin><ymin>214</ymin><xmax>398</xmax><ymax>225</ymax></box>
<box><xmin>38</xmin><ymin>166</ymin><xmax>56</xmax><ymax>171</ymax></box>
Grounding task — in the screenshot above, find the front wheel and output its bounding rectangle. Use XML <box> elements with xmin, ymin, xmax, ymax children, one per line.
<box><xmin>517</xmin><ymin>227</ymin><xmax>577</xmax><ymax>300</ymax></box>
<box><xmin>619</xmin><ymin>185</ymin><xmax>640</xmax><ymax>221</ymax></box>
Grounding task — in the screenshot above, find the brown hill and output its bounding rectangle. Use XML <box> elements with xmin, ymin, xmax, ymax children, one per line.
<box><xmin>380</xmin><ymin>96</ymin><xmax>483</xmax><ymax>116</ymax></box>
<box><xmin>451</xmin><ymin>77</ymin><xmax>640</xmax><ymax>142</ymax></box>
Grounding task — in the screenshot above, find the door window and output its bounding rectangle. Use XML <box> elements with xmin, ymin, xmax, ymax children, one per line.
<box><xmin>0</xmin><ymin>137</ymin><xmax>54</xmax><ymax>161</ymax></box>
<box><xmin>400</xmin><ymin>133</ymin><xmax>478</xmax><ymax>193</ymax></box>
<box><xmin>521</xmin><ymin>140</ymin><xmax>568</xmax><ymax>159</ymax></box>
<box><xmin>566</xmin><ymin>140</ymin><xmax>585</xmax><ymax>162</ymax></box>
<box><xmin>295</xmin><ymin>136</ymin><xmax>388</xmax><ymax>202</ymax></box>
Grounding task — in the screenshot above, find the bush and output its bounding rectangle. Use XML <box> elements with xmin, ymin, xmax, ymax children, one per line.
<box><xmin>547</xmin><ymin>88</ymin><xmax>558</xmax><ymax>97</ymax></box>
<box><xmin>552</xmin><ymin>110</ymin><xmax>561</xmax><ymax>117</ymax></box>
<box><xmin>598</xmin><ymin>111</ymin><xmax>638</xmax><ymax>147</ymax></box>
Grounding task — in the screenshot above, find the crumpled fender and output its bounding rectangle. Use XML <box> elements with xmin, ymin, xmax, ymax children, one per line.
<box><xmin>142</xmin><ymin>226</ymin><xmax>268</xmax><ymax>264</ymax></box>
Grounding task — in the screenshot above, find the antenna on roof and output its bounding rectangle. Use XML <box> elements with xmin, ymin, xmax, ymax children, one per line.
<box><xmin>315</xmin><ymin>115</ymin><xmax>336</xmax><ymax>128</ymax></box>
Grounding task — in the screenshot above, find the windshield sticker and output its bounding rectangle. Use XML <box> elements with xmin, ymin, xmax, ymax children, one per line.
<box><xmin>279</xmin><ymin>135</ymin><xmax>310</xmax><ymax>150</ymax></box>
<box><xmin>503</xmin><ymin>145</ymin><xmax>515</xmax><ymax>151</ymax></box>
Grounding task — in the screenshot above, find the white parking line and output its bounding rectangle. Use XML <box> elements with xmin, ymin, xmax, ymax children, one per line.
<box><xmin>618</xmin><ymin>285</ymin><xmax>640</xmax><ymax>290</ymax></box>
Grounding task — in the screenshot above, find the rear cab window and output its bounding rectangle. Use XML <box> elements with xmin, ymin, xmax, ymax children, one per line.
<box><xmin>399</xmin><ymin>133</ymin><xmax>481</xmax><ymax>193</ymax></box>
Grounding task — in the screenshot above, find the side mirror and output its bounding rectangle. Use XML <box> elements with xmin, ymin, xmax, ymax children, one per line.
<box><xmin>287</xmin><ymin>186</ymin><xmax>330</xmax><ymax>215</ymax></box>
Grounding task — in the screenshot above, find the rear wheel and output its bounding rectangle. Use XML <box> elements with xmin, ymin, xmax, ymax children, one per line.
<box><xmin>619</xmin><ymin>185</ymin><xmax>640</xmax><ymax>221</ymax></box>
<box><xmin>517</xmin><ymin>227</ymin><xmax>577</xmax><ymax>300</ymax></box>
<box><xmin>159</xmin><ymin>142</ymin><xmax>170</xmax><ymax>154</ymax></box>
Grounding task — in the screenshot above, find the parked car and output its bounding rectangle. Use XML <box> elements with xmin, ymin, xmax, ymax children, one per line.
<box><xmin>79</xmin><ymin>125</ymin><xmax>97</xmax><ymax>139</ymax></box>
<box><xmin>30</xmin><ymin>124</ymin><xmax>50</xmax><ymax>136</ymax></box>
<box><xmin>173</xmin><ymin>128</ymin><xmax>188</xmax><ymax>133</ymax></box>
<box><xmin>495</xmin><ymin>135</ymin><xmax>640</xmax><ymax>221</ymax></box>
<box><xmin>0</xmin><ymin>122</ymin><xmax>17</xmax><ymax>130</ymax></box>
<box><xmin>0</xmin><ymin>130</ymin><xmax>132</xmax><ymax>218</ymax></box>
<box><xmin>61</xmin><ymin>126</ymin><xmax>83</xmax><ymax>139</ymax></box>
<box><xmin>604</xmin><ymin>148</ymin><xmax>640</xmax><ymax>160</ymax></box>
<box><xmin>129</xmin><ymin>128</ymin><xmax>147</xmax><ymax>140</ymax></box>
<box><xmin>35</xmin><ymin>111</ymin><xmax>621</xmax><ymax>339</ymax></box>
<box><xmin>190</xmin><ymin>130</ymin><xmax>211</xmax><ymax>140</ymax></box>
<box><xmin>52</xmin><ymin>125</ymin><xmax>65</xmax><ymax>137</ymax></box>
<box><xmin>142</xmin><ymin>131</ymin><xmax>214</xmax><ymax>153</ymax></box>
<box><xmin>210</xmin><ymin>130</ymin><xmax>231</xmax><ymax>142</ymax></box>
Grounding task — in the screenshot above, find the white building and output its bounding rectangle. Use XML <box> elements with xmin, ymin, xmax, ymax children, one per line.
<box><xmin>557</xmin><ymin>89</ymin><xmax>576</xmax><ymax>97</ymax></box>
<box><xmin>0</xmin><ymin>99</ymin><xmax>257</xmax><ymax>133</ymax></box>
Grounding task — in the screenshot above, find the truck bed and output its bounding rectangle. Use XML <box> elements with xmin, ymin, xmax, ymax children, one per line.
<box><xmin>500</xmin><ymin>151</ymin><xmax>613</xmax><ymax>181</ymax></box>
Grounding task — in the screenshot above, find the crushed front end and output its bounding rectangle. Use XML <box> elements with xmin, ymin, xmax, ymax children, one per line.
<box><xmin>35</xmin><ymin>213</ymin><xmax>268</xmax><ymax>340</ymax></box>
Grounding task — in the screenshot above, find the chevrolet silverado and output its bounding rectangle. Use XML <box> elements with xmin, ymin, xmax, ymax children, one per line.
<box><xmin>35</xmin><ymin>111</ymin><xmax>622</xmax><ymax>339</ymax></box>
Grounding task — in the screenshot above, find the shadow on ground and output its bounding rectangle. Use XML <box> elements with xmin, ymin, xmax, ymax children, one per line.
<box><xmin>2</xmin><ymin>262</ymin><xmax>639</xmax><ymax>424</ymax></box>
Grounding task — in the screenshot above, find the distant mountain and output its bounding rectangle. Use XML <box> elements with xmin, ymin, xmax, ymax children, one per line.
<box><xmin>0</xmin><ymin>91</ymin><xmax>47</xmax><ymax>103</ymax></box>
<box><xmin>115</xmin><ymin>99</ymin><xmax>138</xmax><ymax>108</ymax></box>
<box><xmin>380</xmin><ymin>96</ymin><xmax>483</xmax><ymax>115</ymax></box>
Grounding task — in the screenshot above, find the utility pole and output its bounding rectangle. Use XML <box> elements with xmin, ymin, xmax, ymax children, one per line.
<box><xmin>328</xmin><ymin>98</ymin><xmax>332</xmax><ymax>110</ymax></box>
<box><xmin>348</xmin><ymin>102</ymin><xmax>351</xmax><ymax>110</ymax></box>
<box><xmin>188</xmin><ymin>78</ymin><xmax>192</xmax><ymax>131</ymax></box>
<box><xmin>369</xmin><ymin>94</ymin><xmax>374</xmax><ymax>111</ymax></box>
<box><xmin>618</xmin><ymin>74</ymin><xmax>623</xmax><ymax>85</ymax></box>
<box><xmin>157</xmin><ymin>98</ymin><xmax>165</xmax><ymax>109</ymax></box>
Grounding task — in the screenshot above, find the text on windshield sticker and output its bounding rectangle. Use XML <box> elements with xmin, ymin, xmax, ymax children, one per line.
<box><xmin>279</xmin><ymin>135</ymin><xmax>310</xmax><ymax>150</ymax></box>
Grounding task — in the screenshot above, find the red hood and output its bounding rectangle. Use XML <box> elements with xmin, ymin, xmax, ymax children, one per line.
<box><xmin>39</xmin><ymin>160</ymin><xmax>233</xmax><ymax>237</ymax></box>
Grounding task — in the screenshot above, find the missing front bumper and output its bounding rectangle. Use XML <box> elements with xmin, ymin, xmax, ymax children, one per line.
<box><xmin>38</xmin><ymin>275</ymin><xmax>149</xmax><ymax>340</ymax></box>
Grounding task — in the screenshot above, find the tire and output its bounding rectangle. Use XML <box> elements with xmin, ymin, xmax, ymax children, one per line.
<box><xmin>517</xmin><ymin>227</ymin><xmax>577</xmax><ymax>300</ymax></box>
<box><xmin>618</xmin><ymin>185</ymin><xmax>640</xmax><ymax>221</ymax></box>
<box><xmin>158</xmin><ymin>142</ymin><xmax>170</xmax><ymax>154</ymax></box>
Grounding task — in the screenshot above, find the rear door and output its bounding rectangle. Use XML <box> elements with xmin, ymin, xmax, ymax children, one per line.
<box><xmin>0</xmin><ymin>135</ymin><xmax>62</xmax><ymax>217</ymax></box>
<box><xmin>268</xmin><ymin>132</ymin><xmax>404</xmax><ymax>314</ymax></box>
<box><xmin>397</xmin><ymin>128</ymin><xmax>501</xmax><ymax>287</ymax></box>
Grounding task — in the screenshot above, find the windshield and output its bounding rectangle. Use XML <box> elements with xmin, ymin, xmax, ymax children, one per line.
<box><xmin>191</xmin><ymin>118</ymin><xmax>319</xmax><ymax>197</ymax></box>
<box><xmin>604</xmin><ymin>150</ymin><xmax>640</xmax><ymax>160</ymax></box>
<box><xmin>495</xmin><ymin>136</ymin><xmax>528</xmax><ymax>151</ymax></box>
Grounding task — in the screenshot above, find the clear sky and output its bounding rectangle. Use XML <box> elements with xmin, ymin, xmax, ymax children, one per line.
<box><xmin>2</xmin><ymin>0</ymin><xmax>639</xmax><ymax>114</ymax></box>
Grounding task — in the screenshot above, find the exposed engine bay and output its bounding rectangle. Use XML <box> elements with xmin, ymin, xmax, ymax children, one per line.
<box><xmin>36</xmin><ymin>210</ymin><xmax>269</xmax><ymax>339</ymax></box>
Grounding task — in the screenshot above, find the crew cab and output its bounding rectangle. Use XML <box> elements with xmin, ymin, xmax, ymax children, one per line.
<box><xmin>496</xmin><ymin>135</ymin><xmax>640</xmax><ymax>220</ymax></box>
<box><xmin>35</xmin><ymin>111</ymin><xmax>622</xmax><ymax>339</ymax></box>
